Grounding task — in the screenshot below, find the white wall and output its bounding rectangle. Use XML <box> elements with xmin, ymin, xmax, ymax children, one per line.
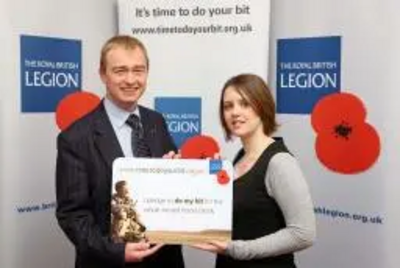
<box><xmin>0</xmin><ymin>1</ymin><xmax>117</xmax><ymax>267</ymax></box>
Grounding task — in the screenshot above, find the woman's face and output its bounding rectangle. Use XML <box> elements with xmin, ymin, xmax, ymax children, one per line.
<box><xmin>222</xmin><ymin>86</ymin><xmax>263</xmax><ymax>139</ymax></box>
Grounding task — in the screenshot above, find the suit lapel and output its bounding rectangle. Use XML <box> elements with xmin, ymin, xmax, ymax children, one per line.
<box><xmin>93</xmin><ymin>103</ymin><xmax>124</xmax><ymax>169</ymax></box>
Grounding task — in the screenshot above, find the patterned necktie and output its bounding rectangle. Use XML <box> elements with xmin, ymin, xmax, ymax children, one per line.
<box><xmin>125</xmin><ymin>114</ymin><xmax>151</xmax><ymax>157</ymax></box>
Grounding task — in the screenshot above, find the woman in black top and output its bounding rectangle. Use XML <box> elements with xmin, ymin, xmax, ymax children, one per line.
<box><xmin>194</xmin><ymin>74</ymin><xmax>316</xmax><ymax>268</ymax></box>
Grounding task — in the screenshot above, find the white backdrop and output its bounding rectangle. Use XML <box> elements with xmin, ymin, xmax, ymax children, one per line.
<box><xmin>0</xmin><ymin>1</ymin><xmax>116</xmax><ymax>267</ymax></box>
<box><xmin>269</xmin><ymin>1</ymin><xmax>400</xmax><ymax>268</ymax></box>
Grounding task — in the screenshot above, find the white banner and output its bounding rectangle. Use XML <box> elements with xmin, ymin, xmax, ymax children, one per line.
<box><xmin>0</xmin><ymin>1</ymin><xmax>117</xmax><ymax>267</ymax></box>
<box><xmin>269</xmin><ymin>1</ymin><xmax>400</xmax><ymax>268</ymax></box>
<box><xmin>118</xmin><ymin>0</ymin><xmax>271</xmax><ymax>159</ymax></box>
<box><xmin>118</xmin><ymin>0</ymin><xmax>270</xmax><ymax>266</ymax></box>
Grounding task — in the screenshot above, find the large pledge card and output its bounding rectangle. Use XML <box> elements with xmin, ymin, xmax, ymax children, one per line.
<box><xmin>111</xmin><ymin>158</ymin><xmax>233</xmax><ymax>245</ymax></box>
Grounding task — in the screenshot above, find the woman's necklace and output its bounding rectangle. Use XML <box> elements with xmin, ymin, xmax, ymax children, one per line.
<box><xmin>234</xmin><ymin>154</ymin><xmax>258</xmax><ymax>178</ymax></box>
<box><xmin>234</xmin><ymin>138</ymin><xmax>274</xmax><ymax>178</ymax></box>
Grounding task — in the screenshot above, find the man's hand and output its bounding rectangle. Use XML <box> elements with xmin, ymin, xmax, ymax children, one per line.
<box><xmin>162</xmin><ymin>150</ymin><xmax>181</xmax><ymax>159</ymax></box>
<box><xmin>125</xmin><ymin>242</ymin><xmax>163</xmax><ymax>262</ymax></box>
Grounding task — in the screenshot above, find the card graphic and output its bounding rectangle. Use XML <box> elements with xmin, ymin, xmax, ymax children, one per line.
<box><xmin>112</xmin><ymin>158</ymin><xmax>233</xmax><ymax>244</ymax></box>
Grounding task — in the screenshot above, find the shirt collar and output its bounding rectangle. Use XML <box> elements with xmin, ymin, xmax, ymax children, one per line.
<box><xmin>104</xmin><ymin>97</ymin><xmax>140</xmax><ymax>128</ymax></box>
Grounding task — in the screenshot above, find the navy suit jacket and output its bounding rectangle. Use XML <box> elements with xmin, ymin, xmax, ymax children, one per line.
<box><xmin>56</xmin><ymin>102</ymin><xmax>184</xmax><ymax>268</ymax></box>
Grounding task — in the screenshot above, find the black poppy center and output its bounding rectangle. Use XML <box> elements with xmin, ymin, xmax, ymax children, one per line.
<box><xmin>333</xmin><ymin>121</ymin><xmax>352</xmax><ymax>140</ymax></box>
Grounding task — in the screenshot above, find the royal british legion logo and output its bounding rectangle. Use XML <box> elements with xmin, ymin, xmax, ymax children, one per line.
<box><xmin>20</xmin><ymin>35</ymin><xmax>82</xmax><ymax>112</ymax></box>
<box><xmin>155</xmin><ymin>97</ymin><xmax>201</xmax><ymax>147</ymax></box>
<box><xmin>277</xmin><ymin>36</ymin><xmax>341</xmax><ymax>114</ymax></box>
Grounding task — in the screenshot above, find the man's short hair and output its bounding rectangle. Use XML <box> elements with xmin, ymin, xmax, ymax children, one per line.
<box><xmin>99</xmin><ymin>35</ymin><xmax>149</xmax><ymax>73</ymax></box>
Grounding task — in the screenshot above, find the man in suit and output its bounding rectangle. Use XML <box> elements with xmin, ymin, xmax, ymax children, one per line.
<box><xmin>56</xmin><ymin>35</ymin><xmax>185</xmax><ymax>268</ymax></box>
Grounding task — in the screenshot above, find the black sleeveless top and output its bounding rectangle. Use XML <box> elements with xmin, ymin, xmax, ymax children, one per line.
<box><xmin>216</xmin><ymin>140</ymin><xmax>296</xmax><ymax>268</ymax></box>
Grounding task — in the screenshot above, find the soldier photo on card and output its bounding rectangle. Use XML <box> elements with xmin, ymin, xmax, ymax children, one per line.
<box><xmin>111</xmin><ymin>180</ymin><xmax>146</xmax><ymax>242</ymax></box>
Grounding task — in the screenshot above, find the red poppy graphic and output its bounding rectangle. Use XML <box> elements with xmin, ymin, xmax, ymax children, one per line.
<box><xmin>217</xmin><ymin>170</ymin><xmax>230</xmax><ymax>185</ymax></box>
<box><xmin>311</xmin><ymin>92</ymin><xmax>380</xmax><ymax>174</ymax></box>
<box><xmin>180</xmin><ymin>135</ymin><xmax>220</xmax><ymax>159</ymax></box>
<box><xmin>56</xmin><ymin>91</ymin><xmax>101</xmax><ymax>131</ymax></box>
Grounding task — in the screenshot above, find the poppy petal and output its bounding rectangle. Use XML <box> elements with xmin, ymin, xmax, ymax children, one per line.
<box><xmin>312</xmin><ymin>92</ymin><xmax>366</xmax><ymax>133</ymax></box>
<box><xmin>180</xmin><ymin>135</ymin><xmax>220</xmax><ymax>159</ymax></box>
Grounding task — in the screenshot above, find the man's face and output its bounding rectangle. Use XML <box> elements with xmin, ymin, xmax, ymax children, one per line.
<box><xmin>100</xmin><ymin>46</ymin><xmax>148</xmax><ymax>111</ymax></box>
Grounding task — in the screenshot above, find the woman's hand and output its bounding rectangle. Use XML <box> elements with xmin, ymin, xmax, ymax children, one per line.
<box><xmin>190</xmin><ymin>240</ymin><xmax>228</xmax><ymax>254</ymax></box>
